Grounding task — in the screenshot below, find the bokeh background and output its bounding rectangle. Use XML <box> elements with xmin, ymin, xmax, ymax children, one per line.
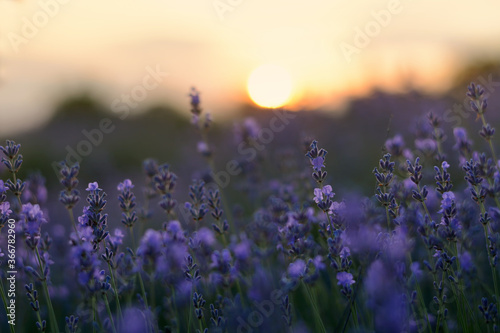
<box><xmin>1</xmin><ymin>0</ymin><xmax>500</xmax><ymax>204</ymax></box>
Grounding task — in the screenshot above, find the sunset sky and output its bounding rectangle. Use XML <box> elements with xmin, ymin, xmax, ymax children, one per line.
<box><xmin>1</xmin><ymin>0</ymin><xmax>500</xmax><ymax>135</ymax></box>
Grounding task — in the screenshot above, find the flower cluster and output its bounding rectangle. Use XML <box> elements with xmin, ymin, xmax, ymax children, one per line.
<box><xmin>3</xmin><ymin>83</ymin><xmax>500</xmax><ymax>333</ymax></box>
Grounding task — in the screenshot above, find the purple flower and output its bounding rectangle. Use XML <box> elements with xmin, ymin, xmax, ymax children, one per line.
<box><xmin>137</xmin><ymin>229</ymin><xmax>163</xmax><ymax>259</ymax></box>
<box><xmin>454</xmin><ymin>127</ymin><xmax>468</xmax><ymax>142</ymax></box>
<box><xmin>311</xmin><ymin>255</ymin><xmax>326</xmax><ymax>271</ymax></box>
<box><xmin>210</xmin><ymin>249</ymin><xmax>233</xmax><ymax>276</ymax></box>
<box><xmin>117</xmin><ymin>179</ymin><xmax>134</xmax><ymax>192</ymax></box>
<box><xmin>288</xmin><ymin>259</ymin><xmax>307</xmax><ymax>279</ymax></box>
<box><xmin>71</xmin><ymin>240</ymin><xmax>100</xmax><ymax>286</ymax></box>
<box><xmin>189</xmin><ymin>87</ymin><xmax>200</xmax><ymax>107</ymax></box>
<box><xmin>197</xmin><ymin>141</ymin><xmax>211</xmax><ymax>156</ymax></box>
<box><xmin>340</xmin><ymin>247</ymin><xmax>351</xmax><ymax>259</ymax></box>
<box><xmin>313</xmin><ymin>185</ymin><xmax>334</xmax><ymax>203</ymax></box>
<box><xmin>329</xmin><ymin>201</ymin><xmax>345</xmax><ymax>214</ymax></box>
<box><xmin>415</xmin><ymin>138</ymin><xmax>437</xmax><ymax>155</ymax></box>
<box><xmin>0</xmin><ymin>180</ymin><xmax>8</xmax><ymax>193</ymax></box>
<box><xmin>385</xmin><ymin>134</ymin><xmax>405</xmax><ymax>156</ymax></box>
<box><xmin>0</xmin><ymin>140</ymin><xmax>20</xmax><ymax>159</ymax></box>
<box><xmin>234</xmin><ymin>240</ymin><xmax>251</xmax><ymax>261</ymax></box>
<box><xmin>243</xmin><ymin>118</ymin><xmax>260</xmax><ymax>138</ymax></box>
<box><xmin>192</xmin><ymin>227</ymin><xmax>215</xmax><ymax>247</ymax></box>
<box><xmin>119</xmin><ymin>308</ymin><xmax>149</xmax><ymax>333</ymax></box>
<box><xmin>439</xmin><ymin>191</ymin><xmax>455</xmax><ymax>212</ymax></box>
<box><xmin>118</xmin><ymin>179</ymin><xmax>137</xmax><ymax>227</ymax></box>
<box><xmin>336</xmin><ymin>271</ymin><xmax>355</xmax><ymax>287</ymax></box>
<box><xmin>191</xmin><ymin>114</ymin><xmax>199</xmax><ymax>125</ymax></box>
<box><xmin>453</xmin><ymin>127</ymin><xmax>473</xmax><ymax>156</ymax></box>
<box><xmin>234</xmin><ymin>117</ymin><xmax>260</xmax><ymax>143</ymax></box>
<box><xmin>166</xmin><ymin>220</ymin><xmax>184</xmax><ymax>240</ymax></box>
<box><xmin>109</xmin><ymin>229</ymin><xmax>124</xmax><ymax>247</ymax></box>
<box><xmin>410</xmin><ymin>262</ymin><xmax>423</xmax><ymax>280</ymax></box>
<box><xmin>442</xmin><ymin>161</ymin><xmax>450</xmax><ymax>170</ymax></box>
<box><xmin>311</xmin><ymin>156</ymin><xmax>325</xmax><ymax>172</ymax></box>
<box><xmin>0</xmin><ymin>202</ymin><xmax>12</xmax><ymax>216</ymax></box>
<box><xmin>21</xmin><ymin>203</ymin><xmax>46</xmax><ymax>237</ymax></box>
<box><xmin>86</xmin><ymin>182</ymin><xmax>99</xmax><ymax>192</ymax></box>
<box><xmin>22</xmin><ymin>173</ymin><xmax>48</xmax><ymax>204</ymax></box>
<box><xmin>460</xmin><ymin>251</ymin><xmax>474</xmax><ymax>272</ymax></box>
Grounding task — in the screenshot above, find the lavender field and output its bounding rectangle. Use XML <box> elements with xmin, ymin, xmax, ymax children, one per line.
<box><xmin>2</xmin><ymin>81</ymin><xmax>500</xmax><ymax>333</ymax></box>
<box><xmin>4</xmin><ymin>2</ymin><xmax>500</xmax><ymax>332</ymax></box>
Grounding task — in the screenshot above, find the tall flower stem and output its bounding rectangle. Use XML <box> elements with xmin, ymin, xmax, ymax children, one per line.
<box><xmin>205</xmin><ymin>151</ymin><xmax>234</xmax><ymax>228</ymax></box>
<box><xmin>480</xmin><ymin>114</ymin><xmax>499</xmax><ymax>168</ymax></box>
<box><xmin>103</xmin><ymin>293</ymin><xmax>117</xmax><ymax>333</ymax></box>
<box><xmin>301</xmin><ymin>281</ymin><xmax>326</xmax><ymax>333</ymax></box>
<box><xmin>34</xmin><ymin>247</ymin><xmax>59</xmax><ymax>333</ymax></box>
<box><xmin>128</xmin><ymin>227</ymin><xmax>149</xmax><ymax>309</ymax></box>
<box><xmin>187</xmin><ymin>285</ymin><xmax>194</xmax><ymax>333</ymax></box>
<box><xmin>107</xmin><ymin>262</ymin><xmax>123</xmax><ymax>321</ymax></box>
<box><xmin>477</xmin><ymin>190</ymin><xmax>500</xmax><ymax>301</ymax></box>
<box><xmin>407</xmin><ymin>253</ymin><xmax>432</xmax><ymax>333</ymax></box>
<box><xmin>67</xmin><ymin>207</ymin><xmax>81</xmax><ymax>241</ymax></box>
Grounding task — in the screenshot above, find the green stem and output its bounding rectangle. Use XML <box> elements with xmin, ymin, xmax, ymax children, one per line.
<box><xmin>171</xmin><ymin>287</ymin><xmax>180</xmax><ymax>333</ymax></box>
<box><xmin>107</xmin><ymin>262</ymin><xmax>123</xmax><ymax>321</ymax></box>
<box><xmin>67</xmin><ymin>207</ymin><xmax>81</xmax><ymax>241</ymax></box>
<box><xmin>188</xmin><ymin>285</ymin><xmax>194</xmax><ymax>333</ymax></box>
<box><xmin>92</xmin><ymin>294</ymin><xmax>96</xmax><ymax>333</ymax></box>
<box><xmin>407</xmin><ymin>253</ymin><xmax>432</xmax><ymax>333</ymax></box>
<box><xmin>483</xmin><ymin>223</ymin><xmax>499</xmax><ymax>298</ymax></box>
<box><xmin>351</xmin><ymin>302</ymin><xmax>359</xmax><ymax>329</ymax></box>
<box><xmin>434</xmin><ymin>127</ymin><xmax>444</xmax><ymax>159</ymax></box>
<box><xmin>137</xmin><ymin>271</ymin><xmax>149</xmax><ymax>309</ymax></box>
<box><xmin>198</xmin><ymin>318</ymin><xmax>204</xmax><ymax>333</ymax></box>
<box><xmin>150</xmin><ymin>278</ymin><xmax>155</xmax><ymax>311</ymax></box>
<box><xmin>128</xmin><ymin>226</ymin><xmax>136</xmax><ymax>250</ymax></box>
<box><xmin>385</xmin><ymin>207</ymin><xmax>391</xmax><ymax>229</ymax></box>
<box><xmin>477</xmin><ymin>196</ymin><xmax>500</xmax><ymax>301</ymax></box>
<box><xmin>103</xmin><ymin>293</ymin><xmax>117</xmax><ymax>333</ymax></box>
<box><xmin>302</xmin><ymin>281</ymin><xmax>326</xmax><ymax>333</ymax></box>
<box><xmin>35</xmin><ymin>247</ymin><xmax>59</xmax><ymax>333</ymax></box>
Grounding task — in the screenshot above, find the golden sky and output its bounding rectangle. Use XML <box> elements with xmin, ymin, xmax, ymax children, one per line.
<box><xmin>1</xmin><ymin>0</ymin><xmax>500</xmax><ymax>135</ymax></box>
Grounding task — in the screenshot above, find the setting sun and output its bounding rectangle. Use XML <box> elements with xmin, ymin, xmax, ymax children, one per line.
<box><xmin>247</xmin><ymin>64</ymin><xmax>293</xmax><ymax>108</ymax></box>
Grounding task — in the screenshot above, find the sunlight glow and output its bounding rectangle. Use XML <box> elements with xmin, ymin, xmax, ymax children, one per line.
<box><xmin>247</xmin><ymin>64</ymin><xmax>293</xmax><ymax>108</ymax></box>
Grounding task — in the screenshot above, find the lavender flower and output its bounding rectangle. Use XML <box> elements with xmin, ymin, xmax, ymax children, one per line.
<box><xmin>79</xmin><ymin>182</ymin><xmax>109</xmax><ymax>249</ymax></box>
<box><xmin>22</xmin><ymin>173</ymin><xmax>48</xmax><ymax>204</ymax></box>
<box><xmin>415</xmin><ymin>138</ymin><xmax>437</xmax><ymax>156</ymax></box>
<box><xmin>288</xmin><ymin>259</ymin><xmax>307</xmax><ymax>279</ymax></box>
<box><xmin>467</xmin><ymin>82</ymin><xmax>488</xmax><ymax>115</ymax></box>
<box><xmin>336</xmin><ymin>271</ymin><xmax>355</xmax><ymax>287</ymax></box>
<box><xmin>234</xmin><ymin>117</ymin><xmax>260</xmax><ymax>143</ymax></box>
<box><xmin>185</xmin><ymin>180</ymin><xmax>208</xmax><ymax>222</ymax></box>
<box><xmin>20</xmin><ymin>203</ymin><xmax>47</xmax><ymax>249</ymax></box>
<box><xmin>0</xmin><ymin>201</ymin><xmax>12</xmax><ymax>230</ymax></box>
<box><xmin>152</xmin><ymin>164</ymin><xmax>177</xmax><ymax>195</ymax></box>
<box><xmin>305</xmin><ymin>140</ymin><xmax>328</xmax><ymax>184</ymax></box>
<box><xmin>385</xmin><ymin>134</ymin><xmax>405</xmax><ymax>157</ymax></box>
<box><xmin>117</xmin><ymin>179</ymin><xmax>138</xmax><ymax>228</ymax></box>
<box><xmin>189</xmin><ymin>87</ymin><xmax>202</xmax><ymax>116</ymax></box>
<box><xmin>58</xmin><ymin>161</ymin><xmax>80</xmax><ymax>209</ymax></box>
<box><xmin>65</xmin><ymin>315</ymin><xmax>79</xmax><ymax>333</ymax></box>
<box><xmin>0</xmin><ymin>140</ymin><xmax>23</xmax><ymax>173</ymax></box>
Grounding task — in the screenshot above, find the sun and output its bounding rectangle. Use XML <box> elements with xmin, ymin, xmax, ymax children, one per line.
<box><xmin>247</xmin><ymin>64</ymin><xmax>293</xmax><ymax>108</ymax></box>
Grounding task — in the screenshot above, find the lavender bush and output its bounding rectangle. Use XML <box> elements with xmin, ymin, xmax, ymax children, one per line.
<box><xmin>1</xmin><ymin>83</ymin><xmax>500</xmax><ymax>332</ymax></box>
